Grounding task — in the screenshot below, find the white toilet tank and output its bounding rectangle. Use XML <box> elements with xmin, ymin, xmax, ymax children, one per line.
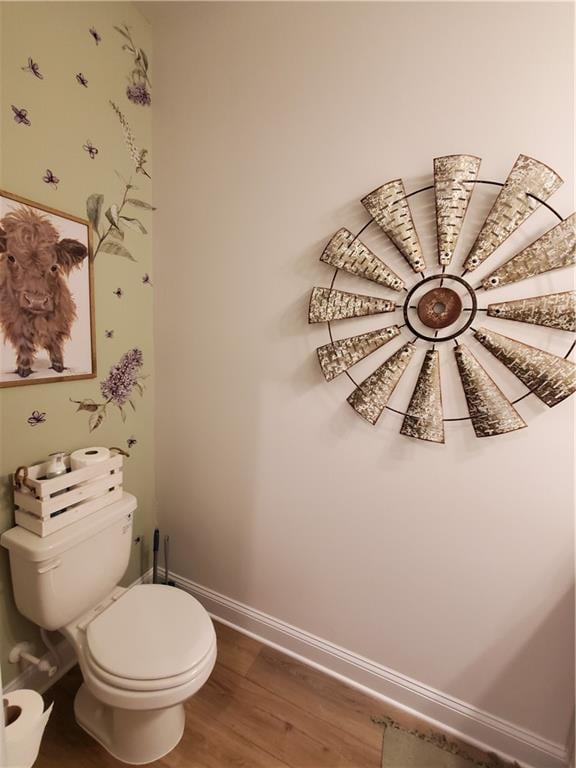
<box><xmin>1</xmin><ymin>493</ymin><xmax>136</xmax><ymax>630</ymax></box>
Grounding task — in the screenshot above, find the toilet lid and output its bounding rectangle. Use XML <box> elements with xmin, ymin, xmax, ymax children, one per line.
<box><xmin>86</xmin><ymin>585</ymin><xmax>215</xmax><ymax>681</ymax></box>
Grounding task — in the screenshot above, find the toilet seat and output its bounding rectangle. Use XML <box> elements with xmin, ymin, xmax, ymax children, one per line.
<box><xmin>83</xmin><ymin>584</ymin><xmax>216</xmax><ymax>693</ymax></box>
<box><xmin>85</xmin><ymin>641</ymin><xmax>215</xmax><ymax>692</ymax></box>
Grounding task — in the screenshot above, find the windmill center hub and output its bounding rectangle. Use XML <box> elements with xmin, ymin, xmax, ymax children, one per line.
<box><xmin>417</xmin><ymin>287</ymin><xmax>462</xmax><ymax>329</ymax></box>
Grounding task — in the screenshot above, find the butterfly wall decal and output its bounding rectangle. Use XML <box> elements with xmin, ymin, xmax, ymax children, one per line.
<box><xmin>43</xmin><ymin>169</ymin><xmax>59</xmax><ymax>189</ymax></box>
<box><xmin>11</xmin><ymin>105</ymin><xmax>30</xmax><ymax>126</ymax></box>
<box><xmin>89</xmin><ymin>27</ymin><xmax>101</xmax><ymax>45</ymax></box>
<box><xmin>83</xmin><ymin>140</ymin><xmax>99</xmax><ymax>159</ymax></box>
<box><xmin>27</xmin><ymin>410</ymin><xmax>47</xmax><ymax>426</ymax></box>
<box><xmin>76</xmin><ymin>72</ymin><xmax>88</xmax><ymax>87</ymax></box>
<box><xmin>22</xmin><ymin>57</ymin><xmax>43</xmax><ymax>79</ymax></box>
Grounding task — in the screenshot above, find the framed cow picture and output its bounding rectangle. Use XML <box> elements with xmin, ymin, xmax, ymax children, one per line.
<box><xmin>0</xmin><ymin>190</ymin><xmax>96</xmax><ymax>387</ymax></box>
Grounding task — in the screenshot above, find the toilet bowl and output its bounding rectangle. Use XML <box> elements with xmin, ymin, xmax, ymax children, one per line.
<box><xmin>65</xmin><ymin>584</ymin><xmax>217</xmax><ymax>764</ymax></box>
<box><xmin>1</xmin><ymin>493</ymin><xmax>217</xmax><ymax>765</ymax></box>
<box><xmin>62</xmin><ymin>583</ymin><xmax>216</xmax><ymax>764</ymax></box>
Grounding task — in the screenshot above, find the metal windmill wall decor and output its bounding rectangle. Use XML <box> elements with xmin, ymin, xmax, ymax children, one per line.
<box><xmin>309</xmin><ymin>154</ymin><xmax>576</xmax><ymax>443</ymax></box>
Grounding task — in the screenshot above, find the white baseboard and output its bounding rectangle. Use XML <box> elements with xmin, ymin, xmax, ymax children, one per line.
<box><xmin>172</xmin><ymin>572</ymin><xmax>568</xmax><ymax>768</ymax></box>
<box><xmin>3</xmin><ymin>569</ymin><xmax>152</xmax><ymax>697</ymax></box>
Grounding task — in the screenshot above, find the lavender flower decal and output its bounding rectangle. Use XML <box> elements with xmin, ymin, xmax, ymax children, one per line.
<box><xmin>127</xmin><ymin>82</ymin><xmax>151</xmax><ymax>107</ymax></box>
<box><xmin>101</xmin><ymin>348</ymin><xmax>143</xmax><ymax>405</ymax></box>
<box><xmin>71</xmin><ymin>348</ymin><xmax>145</xmax><ymax>431</ymax></box>
<box><xmin>115</xmin><ymin>24</ymin><xmax>151</xmax><ymax>106</ymax></box>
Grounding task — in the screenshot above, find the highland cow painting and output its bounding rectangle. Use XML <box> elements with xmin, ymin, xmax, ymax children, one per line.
<box><xmin>0</xmin><ymin>191</ymin><xmax>95</xmax><ymax>387</ymax></box>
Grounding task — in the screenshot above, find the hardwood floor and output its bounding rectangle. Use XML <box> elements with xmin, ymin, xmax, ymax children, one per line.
<box><xmin>36</xmin><ymin>621</ymin><xmax>383</xmax><ymax>767</ymax></box>
<box><xmin>35</xmin><ymin>621</ymin><xmax>498</xmax><ymax>768</ymax></box>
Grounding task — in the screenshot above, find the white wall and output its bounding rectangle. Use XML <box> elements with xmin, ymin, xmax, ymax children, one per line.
<box><xmin>152</xmin><ymin>1</ymin><xmax>574</xmax><ymax>761</ymax></box>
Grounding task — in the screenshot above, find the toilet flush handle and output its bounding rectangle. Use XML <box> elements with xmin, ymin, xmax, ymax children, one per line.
<box><xmin>37</xmin><ymin>558</ymin><xmax>62</xmax><ymax>574</ymax></box>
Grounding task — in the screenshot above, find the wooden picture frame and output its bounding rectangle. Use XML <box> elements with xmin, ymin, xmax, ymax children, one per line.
<box><xmin>0</xmin><ymin>189</ymin><xmax>96</xmax><ymax>387</ymax></box>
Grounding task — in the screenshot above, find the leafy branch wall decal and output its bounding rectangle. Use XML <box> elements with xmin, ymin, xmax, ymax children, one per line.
<box><xmin>87</xmin><ymin>179</ymin><xmax>154</xmax><ymax>261</ymax></box>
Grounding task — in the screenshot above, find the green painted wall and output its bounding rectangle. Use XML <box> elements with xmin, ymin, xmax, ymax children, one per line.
<box><xmin>0</xmin><ymin>2</ymin><xmax>155</xmax><ymax>686</ymax></box>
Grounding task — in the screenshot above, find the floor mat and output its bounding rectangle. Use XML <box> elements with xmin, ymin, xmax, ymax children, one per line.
<box><xmin>376</xmin><ymin>716</ymin><xmax>520</xmax><ymax>768</ymax></box>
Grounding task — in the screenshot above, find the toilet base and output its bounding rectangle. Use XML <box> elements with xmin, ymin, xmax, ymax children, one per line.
<box><xmin>74</xmin><ymin>684</ymin><xmax>186</xmax><ymax>765</ymax></box>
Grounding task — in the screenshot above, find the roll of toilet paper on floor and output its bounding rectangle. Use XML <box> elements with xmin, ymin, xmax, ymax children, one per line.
<box><xmin>4</xmin><ymin>688</ymin><xmax>53</xmax><ymax>768</ymax></box>
<box><xmin>70</xmin><ymin>446</ymin><xmax>111</xmax><ymax>469</ymax></box>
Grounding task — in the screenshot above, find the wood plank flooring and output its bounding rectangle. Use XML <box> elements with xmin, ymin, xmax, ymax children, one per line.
<box><xmin>35</xmin><ymin>621</ymin><xmax>498</xmax><ymax>768</ymax></box>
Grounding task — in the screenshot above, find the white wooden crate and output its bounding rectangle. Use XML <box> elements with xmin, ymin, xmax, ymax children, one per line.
<box><xmin>13</xmin><ymin>454</ymin><xmax>124</xmax><ymax>536</ymax></box>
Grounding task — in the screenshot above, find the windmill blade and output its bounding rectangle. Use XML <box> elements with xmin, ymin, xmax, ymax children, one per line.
<box><xmin>320</xmin><ymin>228</ymin><xmax>405</xmax><ymax>291</ymax></box>
<box><xmin>400</xmin><ymin>350</ymin><xmax>444</xmax><ymax>443</ymax></box>
<box><xmin>317</xmin><ymin>326</ymin><xmax>400</xmax><ymax>382</ymax></box>
<box><xmin>463</xmin><ymin>154</ymin><xmax>563</xmax><ymax>272</ymax></box>
<box><xmin>474</xmin><ymin>327</ymin><xmax>576</xmax><ymax>407</ymax></box>
<box><xmin>347</xmin><ymin>342</ymin><xmax>415</xmax><ymax>424</ymax></box>
<box><xmin>454</xmin><ymin>344</ymin><xmax>526</xmax><ymax>437</ymax></box>
<box><xmin>481</xmin><ymin>213</ymin><xmax>576</xmax><ymax>290</ymax></box>
<box><xmin>308</xmin><ymin>287</ymin><xmax>396</xmax><ymax>323</ymax></box>
<box><xmin>361</xmin><ymin>180</ymin><xmax>425</xmax><ymax>273</ymax></box>
<box><xmin>434</xmin><ymin>154</ymin><xmax>481</xmax><ymax>266</ymax></box>
<box><xmin>487</xmin><ymin>291</ymin><xmax>576</xmax><ymax>332</ymax></box>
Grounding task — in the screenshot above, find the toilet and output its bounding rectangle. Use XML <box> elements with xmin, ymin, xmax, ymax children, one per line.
<box><xmin>1</xmin><ymin>493</ymin><xmax>217</xmax><ymax>765</ymax></box>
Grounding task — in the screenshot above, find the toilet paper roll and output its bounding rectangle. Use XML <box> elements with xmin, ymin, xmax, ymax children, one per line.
<box><xmin>70</xmin><ymin>447</ymin><xmax>112</xmax><ymax>501</ymax></box>
<box><xmin>4</xmin><ymin>689</ymin><xmax>53</xmax><ymax>768</ymax></box>
<box><xmin>70</xmin><ymin>446</ymin><xmax>111</xmax><ymax>469</ymax></box>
